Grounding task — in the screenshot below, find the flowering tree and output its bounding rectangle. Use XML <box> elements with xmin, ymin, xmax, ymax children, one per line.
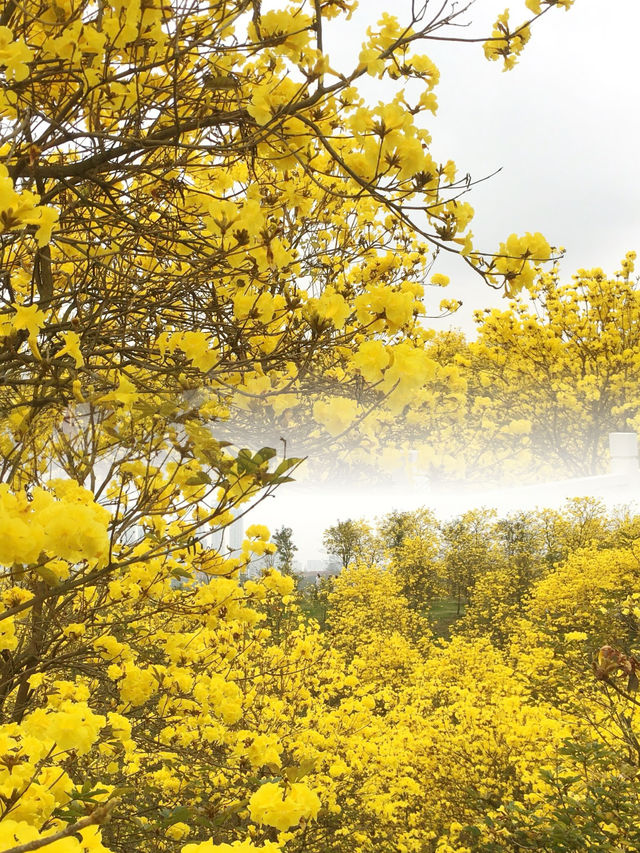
<box><xmin>468</xmin><ymin>253</ymin><xmax>640</xmax><ymax>477</ymax></box>
<box><xmin>0</xmin><ymin>1</ymin><xmax>578</xmax><ymax>852</ymax></box>
<box><xmin>370</xmin><ymin>254</ymin><xmax>640</xmax><ymax>484</ymax></box>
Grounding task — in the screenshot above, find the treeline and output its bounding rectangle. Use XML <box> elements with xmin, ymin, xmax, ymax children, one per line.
<box><xmin>321</xmin><ymin>497</ymin><xmax>637</xmax><ymax>623</ymax></box>
<box><xmin>311</xmin><ymin>259</ymin><xmax>640</xmax><ymax>485</ymax></box>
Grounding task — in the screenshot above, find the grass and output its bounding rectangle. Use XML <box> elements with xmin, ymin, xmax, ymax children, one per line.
<box><xmin>428</xmin><ymin>597</ymin><xmax>465</xmax><ymax>639</ymax></box>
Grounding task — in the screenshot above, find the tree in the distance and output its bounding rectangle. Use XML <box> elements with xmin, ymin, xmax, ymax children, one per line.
<box><xmin>374</xmin><ymin>254</ymin><xmax>640</xmax><ymax>484</ymax></box>
<box><xmin>439</xmin><ymin>508</ymin><xmax>498</xmax><ymax>614</ymax></box>
<box><xmin>322</xmin><ymin>518</ymin><xmax>379</xmax><ymax>569</ymax></box>
<box><xmin>469</xmin><ymin>254</ymin><xmax>640</xmax><ymax>478</ymax></box>
<box><xmin>378</xmin><ymin>508</ymin><xmax>441</xmax><ymax>608</ymax></box>
<box><xmin>272</xmin><ymin>525</ymin><xmax>298</xmax><ymax>576</ymax></box>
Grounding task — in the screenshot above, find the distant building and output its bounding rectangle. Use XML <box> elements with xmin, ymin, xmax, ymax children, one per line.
<box><xmin>226</xmin><ymin>516</ymin><xmax>245</xmax><ymax>551</ymax></box>
<box><xmin>305</xmin><ymin>558</ymin><xmax>340</xmax><ymax>575</ymax></box>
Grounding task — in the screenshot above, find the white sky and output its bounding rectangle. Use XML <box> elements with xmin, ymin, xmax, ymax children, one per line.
<box><xmin>253</xmin><ymin>471</ymin><xmax>640</xmax><ymax>568</ymax></box>
<box><xmin>328</xmin><ymin>0</ymin><xmax>640</xmax><ymax>332</ymax></box>
<box><xmin>247</xmin><ymin>0</ymin><xmax>640</xmax><ymax>564</ymax></box>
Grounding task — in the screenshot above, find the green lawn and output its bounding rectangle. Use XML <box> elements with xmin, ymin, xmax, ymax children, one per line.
<box><xmin>428</xmin><ymin>598</ymin><xmax>465</xmax><ymax>639</ymax></box>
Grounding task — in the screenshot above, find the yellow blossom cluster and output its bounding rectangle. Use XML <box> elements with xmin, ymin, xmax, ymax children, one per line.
<box><xmin>0</xmin><ymin>480</ymin><xmax>110</xmax><ymax>575</ymax></box>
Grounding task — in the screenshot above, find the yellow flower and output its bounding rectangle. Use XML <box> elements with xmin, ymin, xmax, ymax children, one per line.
<box><xmin>167</xmin><ymin>822</ymin><xmax>191</xmax><ymax>841</ymax></box>
<box><xmin>63</xmin><ymin>623</ymin><xmax>86</xmax><ymax>639</ymax></box>
<box><xmin>54</xmin><ymin>330</ymin><xmax>84</xmax><ymax>368</ymax></box>
<box><xmin>11</xmin><ymin>303</ymin><xmax>45</xmax><ymax>341</ymax></box>
<box><xmin>352</xmin><ymin>340</ymin><xmax>390</xmax><ymax>383</ymax></box>
<box><xmin>430</xmin><ymin>273</ymin><xmax>450</xmax><ymax>287</ymax></box>
<box><xmin>119</xmin><ymin>663</ymin><xmax>157</xmax><ymax>707</ymax></box>
<box><xmin>313</xmin><ymin>398</ymin><xmax>359</xmax><ymax>437</ymax></box>
<box><xmin>249</xmin><ymin>782</ymin><xmax>320</xmax><ymax>831</ymax></box>
<box><xmin>0</xmin><ymin>26</ymin><xmax>33</xmax><ymax>81</ymax></box>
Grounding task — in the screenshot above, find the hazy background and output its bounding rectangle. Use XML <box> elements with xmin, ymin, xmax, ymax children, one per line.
<box><xmin>248</xmin><ymin>0</ymin><xmax>640</xmax><ymax>564</ymax></box>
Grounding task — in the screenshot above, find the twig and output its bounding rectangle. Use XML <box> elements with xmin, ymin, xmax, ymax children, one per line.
<box><xmin>0</xmin><ymin>800</ymin><xmax>118</xmax><ymax>853</ymax></box>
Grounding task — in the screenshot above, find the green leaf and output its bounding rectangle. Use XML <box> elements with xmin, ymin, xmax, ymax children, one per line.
<box><xmin>236</xmin><ymin>448</ymin><xmax>260</xmax><ymax>475</ymax></box>
<box><xmin>282</xmin><ymin>758</ymin><xmax>316</xmax><ymax>782</ymax></box>
<box><xmin>273</xmin><ymin>457</ymin><xmax>303</xmax><ymax>477</ymax></box>
<box><xmin>161</xmin><ymin>805</ymin><xmax>195</xmax><ymax>827</ymax></box>
<box><xmin>254</xmin><ymin>446</ymin><xmax>277</xmax><ymax>464</ymax></box>
<box><xmin>170</xmin><ymin>567</ymin><xmax>193</xmax><ymax>580</ymax></box>
<box><xmin>108</xmin><ymin>786</ymin><xmax>136</xmax><ymax>798</ymax></box>
<box><xmin>185</xmin><ymin>470</ymin><xmax>212</xmax><ymax>486</ymax></box>
<box><xmin>33</xmin><ymin>564</ymin><xmax>63</xmax><ymax>586</ymax></box>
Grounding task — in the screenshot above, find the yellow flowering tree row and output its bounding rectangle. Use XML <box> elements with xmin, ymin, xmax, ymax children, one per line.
<box><xmin>294</xmin><ymin>253</ymin><xmax>640</xmax><ymax>483</ymax></box>
<box><xmin>313</xmin><ymin>505</ymin><xmax>640</xmax><ymax>851</ymax></box>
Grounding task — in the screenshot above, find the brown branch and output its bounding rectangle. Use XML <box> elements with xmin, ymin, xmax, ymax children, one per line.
<box><xmin>0</xmin><ymin>0</ymin><xmax>17</xmax><ymax>27</ymax></box>
<box><xmin>0</xmin><ymin>800</ymin><xmax>118</xmax><ymax>853</ymax></box>
<box><xmin>9</xmin><ymin>110</ymin><xmax>244</xmax><ymax>182</ymax></box>
<box><xmin>602</xmin><ymin>676</ymin><xmax>640</xmax><ymax>709</ymax></box>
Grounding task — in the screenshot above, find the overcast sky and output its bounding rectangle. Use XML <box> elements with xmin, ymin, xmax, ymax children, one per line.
<box><xmin>250</xmin><ymin>0</ymin><xmax>640</xmax><ymax>563</ymax></box>
<box><xmin>327</xmin><ymin>0</ymin><xmax>640</xmax><ymax>332</ymax></box>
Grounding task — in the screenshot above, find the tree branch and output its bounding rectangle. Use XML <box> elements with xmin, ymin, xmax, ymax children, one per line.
<box><xmin>0</xmin><ymin>800</ymin><xmax>118</xmax><ymax>853</ymax></box>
